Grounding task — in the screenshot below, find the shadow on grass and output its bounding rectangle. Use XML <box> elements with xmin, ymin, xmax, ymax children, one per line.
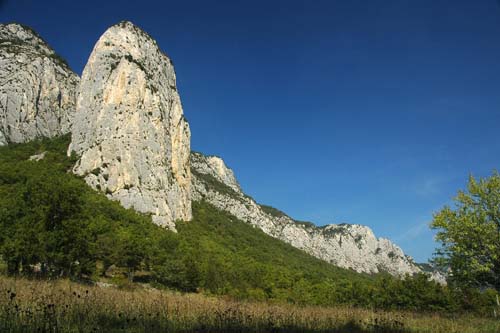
<box><xmin>89</xmin><ymin>314</ymin><xmax>409</xmax><ymax>333</ymax></box>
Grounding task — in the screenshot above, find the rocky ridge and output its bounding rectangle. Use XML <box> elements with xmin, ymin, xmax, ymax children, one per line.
<box><xmin>191</xmin><ymin>152</ymin><xmax>423</xmax><ymax>277</ymax></box>
<box><xmin>0</xmin><ymin>21</ymin><xmax>444</xmax><ymax>280</ymax></box>
<box><xmin>69</xmin><ymin>21</ymin><xmax>191</xmax><ymax>229</ymax></box>
<box><xmin>0</xmin><ymin>23</ymin><xmax>79</xmax><ymax>145</ymax></box>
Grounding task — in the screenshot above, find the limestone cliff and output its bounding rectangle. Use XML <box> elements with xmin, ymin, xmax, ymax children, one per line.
<box><xmin>70</xmin><ymin>21</ymin><xmax>191</xmax><ymax>229</ymax></box>
<box><xmin>2</xmin><ymin>21</ymin><xmax>440</xmax><ymax>279</ymax></box>
<box><xmin>0</xmin><ymin>23</ymin><xmax>79</xmax><ymax>145</ymax></box>
<box><xmin>191</xmin><ymin>152</ymin><xmax>423</xmax><ymax>277</ymax></box>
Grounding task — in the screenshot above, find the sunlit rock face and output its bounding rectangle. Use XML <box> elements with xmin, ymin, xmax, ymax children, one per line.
<box><xmin>191</xmin><ymin>152</ymin><xmax>241</xmax><ymax>193</ymax></box>
<box><xmin>70</xmin><ymin>21</ymin><xmax>191</xmax><ymax>229</ymax></box>
<box><xmin>0</xmin><ymin>23</ymin><xmax>79</xmax><ymax>145</ymax></box>
<box><xmin>191</xmin><ymin>152</ymin><xmax>423</xmax><ymax>277</ymax></box>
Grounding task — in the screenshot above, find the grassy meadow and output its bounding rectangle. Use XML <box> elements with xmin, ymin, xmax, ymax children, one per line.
<box><xmin>0</xmin><ymin>276</ymin><xmax>499</xmax><ymax>333</ymax></box>
<box><xmin>1</xmin><ymin>134</ymin><xmax>500</xmax><ymax>333</ymax></box>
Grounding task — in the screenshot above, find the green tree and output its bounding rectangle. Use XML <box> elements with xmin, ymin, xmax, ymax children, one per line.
<box><xmin>431</xmin><ymin>171</ymin><xmax>500</xmax><ymax>290</ymax></box>
<box><xmin>115</xmin><ymin>230</ymin><xmax>148</xmax><ymax>281</ymax></box>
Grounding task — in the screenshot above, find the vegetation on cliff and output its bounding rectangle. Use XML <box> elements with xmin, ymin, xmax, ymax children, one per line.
<box><xmin>0</xmin><ymin>136</ymin><xmax>498</xmax><ymax>316</ymax></box>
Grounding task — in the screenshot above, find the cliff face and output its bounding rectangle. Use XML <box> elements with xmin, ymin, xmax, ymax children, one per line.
<box><xmin>69</xmin><ymin>21</ymin><xmax>191</xmax><ymax>229</ymax></box>
<box><xmin>191</xmin><ymin>152</ymin><xmax>241</xmax><ymax>193</ymax></box>
<box><xmin>0</xmin><ymin>23</ymin><xmax>79</xmax><ymax>145</ymax></box>
<box><xmin>2</xmin><ymin>21</ymin><xmax>442</xmax><ymax>279</ymax></box>
<box><xmin>191</xmin><ymin>152</ymin><xmax>422</xmax><ymax>277</ymax></box>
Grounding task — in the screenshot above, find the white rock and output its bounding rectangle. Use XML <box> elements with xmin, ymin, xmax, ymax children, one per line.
<box><xmin>0</xmin><ymin>23</ymin><xmax>79</xmax><ymax>145</ymax></box>
<box><xmin>191</xmin><ymin>152</ymin><xmax>241</xmax><ymax>192</ymax></box>
<box><xmin>429</xmin><ymin>270</ymin><xmax>448</xmax><ymax>285</ymax></box>
<box><xmin>70</xmin><ymin>21</ymin><xmax>191</xmax><ymax>229</ymax></box>
<box><xmin>29</xmin><ymin>151</ymin><xmax>46</xmax><ymax>161</ymax></box>
<box><xmin>191</xmin><ymin>152</ymin><xmax>423</xmax><ymax>277</ymax></box>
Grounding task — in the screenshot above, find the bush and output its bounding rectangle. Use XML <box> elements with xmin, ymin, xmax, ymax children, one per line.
<box><xmin>0</xmin><ymin>135</ymin><xmax>497</xmax><ymax>314</ymax></box>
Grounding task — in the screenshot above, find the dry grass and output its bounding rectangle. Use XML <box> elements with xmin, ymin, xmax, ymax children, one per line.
<box><xmin>0</xmin><ymin>276</ymin><xmax>499</xmax><ymax>333</ymax></box>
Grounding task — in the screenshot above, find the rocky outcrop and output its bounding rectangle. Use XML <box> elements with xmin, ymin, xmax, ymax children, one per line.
<box><xmin>191</xmin><ymin>152</ymin><xmax>241</xmax><ymax>192</ymax></box>
<box><xmin>70</xmin><ymin>21</ymin><xmax>191</xmax><ymax>229</ymax></box>
<box><xmin>191</xmin><ymin>152</ymin><xmax>422</xmax><ymax>277</ymax></box>
<box><xmin>1</xmin><ymin>21</ymin><xmax>440</xmax><ymax>279</ymax></box>
<box><xmin>0</xmin><ymin>23</ymin><xmax>79</xmax><ymax>145</ymax></box>
<box><xmin>417</xmin><ymin>263</ymin><xmax>448</xmax><ymax>285</ymax></box>
<box><xmin>29</xmin><ymin>151</ymin><xmax>46</xmax><ymax>161</ymax></box>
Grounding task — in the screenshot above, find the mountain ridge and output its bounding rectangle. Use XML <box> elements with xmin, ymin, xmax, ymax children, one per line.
<box><xmin>69</xmin><ymin>21</ymin><xmax>191</xmax><ymax>229</ymax></box>
<box><xmin>0</xmin><ymin>23</ymin><xmax>79</xmax><ymax>145</ymax></box>
<box><xmin>0</xmin><ymin>20</ymin><xmax>444</xmax><ymax>282</ymax></box>
<box><xmin>190</xmin><ymin>151</ymin><xmax>432</xmax><ymax>278</ymax></box>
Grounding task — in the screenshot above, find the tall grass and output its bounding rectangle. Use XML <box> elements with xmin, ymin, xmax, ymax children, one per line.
<box><xmin>0</xmin><ymin>276</ymin><xmax>498</xmax><ymax>333</ymax></box>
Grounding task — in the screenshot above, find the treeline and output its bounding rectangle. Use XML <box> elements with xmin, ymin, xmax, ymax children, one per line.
<box><xmin>169</xmin><ymin>201</ymin><xmax>497</xmax><ymax>314</ymax></box>
<box><xmin>0</xmin><ymin>136</ymin><xmax>497</xmax><ymax>314</ymax></box>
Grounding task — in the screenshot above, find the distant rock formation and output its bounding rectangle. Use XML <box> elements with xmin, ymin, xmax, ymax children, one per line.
<box><xmin>0</xmin><ymin>23</ymin><xmax>79</xmax><ymax>145</ymax></box>
<box><xmin>69</xmin><ymin>21</ymin><xmax>191</xmax><ymax>229</ymax></box>
<box><xmin>191</xmin><ymin>152</ymin><xmax>241</xmax><ymax>192</ymax></box>
<box><xmin>191</xmin><ymin>152</ymin><xmax>422</xmax><ymax>277</ymax></box>
<box><xmin>2</xmin><ymin>21</ymin><xmax>444</xmax><ymax>280</ymax></box>
<box><xmin>416</xmin><ymin>263</ymin><xmax>447</xmax><ymax>285</ymax></box>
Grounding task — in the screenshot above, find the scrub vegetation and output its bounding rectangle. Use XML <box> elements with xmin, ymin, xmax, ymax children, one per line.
<box><xmin>1</xmin><ymin>276</ymin><xmax>500</xmax><ymax>333</ymax></box>
<box><xmin>0</xmin><ymin>136</ymin><xmax>499</xmax><ymax>332</ymax></box>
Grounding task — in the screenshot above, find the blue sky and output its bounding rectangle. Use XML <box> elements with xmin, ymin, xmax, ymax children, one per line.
<box><xmin>2</xmin><ymin>0</ymin><xmax>500</xmax><ymax>262</ymax></box>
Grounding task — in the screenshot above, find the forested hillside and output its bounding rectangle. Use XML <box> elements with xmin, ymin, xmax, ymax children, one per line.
<box><xmin>0</xmin><ymin>136</ymin><xmax>496</xmax><ymax>313</ymax></box>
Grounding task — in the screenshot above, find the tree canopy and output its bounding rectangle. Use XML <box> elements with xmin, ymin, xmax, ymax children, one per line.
<box><xmin>0</xmin><ymin>135</ymin><xmax>497</xmax><ymax>314</ymax></box>
<box><xmin>431</xmin><ymin>171</ymin><xmax>500</xmax><ymax>291</ymax></box>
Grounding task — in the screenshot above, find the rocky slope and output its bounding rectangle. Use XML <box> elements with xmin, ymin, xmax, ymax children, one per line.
<box><xmin>2</xmin><ymin>21</ymin><xmax>442</xmax><ymax>280</ymax></box>
<box><xmin>69</xmin><ymin>21</ymin><xmax>191</xmax><ymax>229</ymax></box>
<box><xmin>0</xmin><ymin>23</ymin><xmax>79</xmax><ymax>145</ymax></box>
<box><xmin>191</xmin><ymin>152</ymin><xmax>422</xmax><ymax>277</ymax></box>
